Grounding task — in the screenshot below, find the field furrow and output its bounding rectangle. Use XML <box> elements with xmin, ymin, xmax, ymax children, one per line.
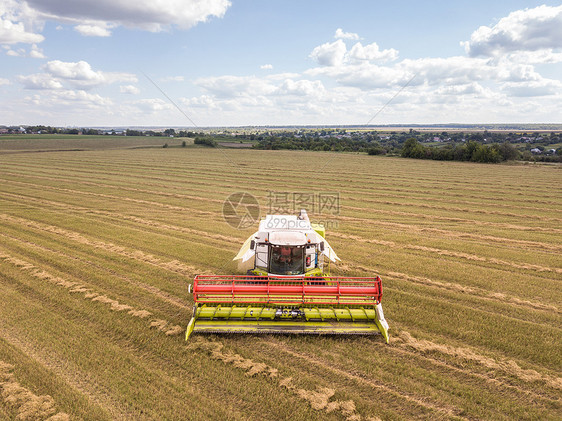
<box><xmin>1</xmin><ymin>148</ymin><xmax>560</xmax><ymax>420</ymax></box>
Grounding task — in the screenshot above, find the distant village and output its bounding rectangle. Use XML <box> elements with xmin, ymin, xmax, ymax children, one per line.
<box><xmin>1</xmin><ymin>124</ymin><xmax>561</xmax><ymax>163</ymax></box>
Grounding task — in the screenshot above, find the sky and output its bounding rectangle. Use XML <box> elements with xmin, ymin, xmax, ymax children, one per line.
<box><xmin>1</xmin><ymin>0</ymin><xmax>562</xmax><ymax>127</ymax></box>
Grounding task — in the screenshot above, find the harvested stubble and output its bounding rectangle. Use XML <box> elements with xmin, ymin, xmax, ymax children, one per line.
<box><xmin>0</xmin><ymin>146</ymin><xmax>560</xmax><ymax>420</ymax></box>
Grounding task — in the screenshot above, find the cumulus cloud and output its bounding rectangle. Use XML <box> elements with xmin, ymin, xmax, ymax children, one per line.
<box><xmin>502</xmin><ymin>79</ymin><xmax>562</xmax><ymax>97</ymax></box>
<box><xmin>42</xmin><ymin>60</ymin><xmax>137</xmax><ymax>89</ymax></box>
<box><xmin>260</xmin><ymin>64</ymin><xmax>273</xmax><ymax>70</ymax></box>
<box><xmin>0</xmin><ymin>77</ymin><xmax>10</xmax><ymax>85</ymax></box>
<box><xmin>0</xmin><ymin>15</ymin><xmax>44</xmax><ymax>44</ymax></box>
<box><xmin>29</xmin><ymin>43</ymin><xmax>45</xmax><ymax>58</ymax></box>
<box><xmin>24</xmin><ymin>0</ymin><xmax>231</xmax><ymax>32</ymax></box>
<box><xmin>277</xmin><ymin>79</ymin><xmax>326</xmax><ymax>97</ymax></box>
<box><xmin>18</xmin><ymin>73</ymin><xmax>63</xmax><ymax>89</ymax></box>
<box><xmin>6</xmin><ymin>46</ymin><xmax>24</xmax><ymax>56</ymax></box>
<box><xmin>18</xmin><ymin>60</ymin><xmax>137</xmax><ymax>92</ymax></box>
<box><xmin>159</xmin><ymin>75</ymin><xmax>184</xmax><ymax>82</ymax></box>
<box><xmin>349</xmin><ymin>42</ymin><xmax>398</xmax><ymax>62</ymax></box>
<box><xmin>196</xmin><ymin>75</ymin><xmax>277</xmax><ymax>98</ymax></box>
<box><xmin>50</xmin><ymin>89</ymin><xmax>113</xmax><ymax>106</ymax></box>
<box><xmin>310</xmin><ymin>39</ymin><xmax>347</xmax><ymax>66</ymax></box>
<box><xmin>120</xmin><ymin>84</ymin><xmax>140</xmax><ymax>94</ymax></box>
<box><xmin>334</xmin><ymin>28</ymin><xmax>360</xmax><ymax>40</ymax></box>
<box><xmin>463</xmin><ymin>5</ymin><xmax>562</xmax><ymax>58</ymax></box>
<box><xmin>134</xmin><ymin>98</ymin><xmax>173</xmax><ymax>112</ymax></box>
<box><xmin>307</xmin><ymin>62</ymin><xmax>409</xmax><ymax>90</ymax></box>
<box><xmin>74</xmin><ymin>22</ymin><xmax>113</xmax><ymax>37</ymax></box>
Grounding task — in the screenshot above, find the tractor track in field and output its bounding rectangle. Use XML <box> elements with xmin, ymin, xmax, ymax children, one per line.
<box><xmin>5</xmin><ymin>220</ymin><xmax>556</xmax><ymax>411</ymax></box>
<box><xmin>2</xmin><ymin>178</ymin><xmax>561</xmax><ymax>235</ymax></box>
<box><xmin>2</xmin><ymin>239</ymin><xmax>556</xmax><ymax>417</ymax></box>
<box><xmin>190</xmin><ymin>339</ymin><xmax>372</xmax><ymax>421</ymax></box>
<box><xmin>386</xmin><ymin>336</ymin><xmax>558</xmax><ymax>403</ymax></box>
<box><xmin>4</xmin><ymin>166</ymin><xmax>561</xmax><ymax>218</ymax></box>
<box><xmin>1</xmin><ymin>196</ymin><xmax>560</xmax><ymax>314</ymax></box>
<box><xmin>0</xmin><ymin>231</ymin><xmax>190</xmax><ymax>311</ymax></box>
<box><xmin>0</xmin><ymin>328</ymin><xmax>125</xmax><ymax>420</ymax></box>
<box><xmin>271</xmin><ymin>335</ymin><xmax>562</xmax><ymax>414</ymax></box>
<box><xmin>385</xmin><ymin>270</ymin><xmax>560</xmax><ymax>314</ymax></box>
<box><xmin>2</xmin><ymin>169</ymin><xmax>561</xmax><ymax>223</ymax></box>
<box><xmin>343</xmin><ymin>261</ymin><xmax>559</xmax><ymax>315</ymax></box>
<box><xmin>340</xmin><ymin>218</ymin><xmax>561</xmax><ymax>252</ymax></box>
<box><xmin>261</xmin><ymin>339</ymin><xmax>468</xmax><ymax>419</ymax></box>
<box><xmin>0</xmin><ymin>213</ymin><xmax>205</xmax><ymax>279</ymax></box>
<box><xmin>4</xmin><ymin>188</ymin><xmax>561</xmax><ymax>271</ymax></box>
<box><xmin>5</xmin><ymin>158</ymin><xmax>559</xmax><ymax>203</ymax></box>
<box><xmin>2</xmin><ymin>190</ymin><xmax>560</xmax><ymax>295</ymax></box>
<box><xmin>2</xmin><ymin>186</ymin><xmax>561</xmax><ymax>258</ymax></box>
<box><xmin>2</xmin><ymin>176</ymin><xmax>562</xmax><ymax>238</ymax></box>
<box><xmin>344</xmin><ymin>199</ymin><xmax>562</xmax><ymax>224</ymax></box>
<box><xmin>0</xmin><ymin>358</ymin><xmax>70</xmax><ymax>421</ymax></box>
<box><xmin>0</xmin><ymin>191</ymin><xmax>238</xmax><ymax>246</ymax></box>
<box><xmin>393</xmin><ymin>331</ymin><xmax>562</xmax><ymax>391</ymax></box>
<box><xmin>0</xmin><ymin>248</ymin><xmax>372</xmax><ymax>420</ymax></box>
<box><xmin>0</xmin><ymin>250</ymin><xmax>184</xmax><ymax>337</ymax></box>
<box><xmin>332</xmin><ymin>232</ymin><xmax>562</xmax><ymax>276</ymax></box>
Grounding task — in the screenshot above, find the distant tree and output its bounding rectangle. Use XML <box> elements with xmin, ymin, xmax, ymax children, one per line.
<box><xmin>163</xmin><ymin>143</ymin><xmax>169</xmax><ymax>148</ymax></box>
<box><xmin>401</xmin><ymin>138</ymin><xmax>426</xmax><ymax>158</ymax></box>
<box><xmin>181</xmin><ymin>140</ymin><xmax>187</xmax><ymax>147</ymax></box>
<box><xmin>498</xmin><ymin>141</ymin><xmax>520</xmax><ymax>161</ymax></box>
<box><xmin>194</xmin><ymin>137</ymin><xmax>217</xmax><ymax>147</ymax></box>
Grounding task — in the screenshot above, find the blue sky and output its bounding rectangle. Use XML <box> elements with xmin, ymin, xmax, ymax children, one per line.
<box><xmin>1</xmin><ymin>1</ymin><xmax>561</xmax><ymax>126</ymax></box>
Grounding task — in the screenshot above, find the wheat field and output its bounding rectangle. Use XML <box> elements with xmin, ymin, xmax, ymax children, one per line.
<box><xmin>0</xmin><ymin>145</ymin><xmax>560</xmax><ymax>420</ymax></box>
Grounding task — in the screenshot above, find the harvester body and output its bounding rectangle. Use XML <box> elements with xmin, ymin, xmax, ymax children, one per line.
<box><xmin>186</xmin><ymin>210</ymin><xmax>389</xmax><ymax>342</ymax></box>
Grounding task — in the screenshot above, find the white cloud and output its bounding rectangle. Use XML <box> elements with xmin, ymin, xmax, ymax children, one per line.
<box><xmin>498</xmin><ymin>49</ymin><xmax>562</xmax><ymax>64</ymax></box>
<box><xmin>44</xmin><ymin>60</ymin><xmax>105</xmax><ymax>87</ymax></box>
<box><xmin>159</xmin><ymin>75</ymin><xmax>184</xmax><ymax>82</ymax></box>
<box><xmin>180</xmin><ymin>94</ymin><xmax>216</xmax><ymax>108</ymax></box>
<box><xmin>0</xmin><ymin>78</ymin><xmax>10</xmax><ymax>85</ymax></box>
<box><xmin>0</xmin><ymin>15</ymin><xmax>44</xmax><ymax>44</ymax></box>
<box><xmin>309</xmin><ymin>39</ymin><xmax>347</xmax><ymax>66</ymax></box>
<box><xmin>463</xmin><ymin>5</ymin><xmax>562</xmax><ymax>59</ymax></box>
<box><xmin>42</xmin><ymin>60</ymin><xmax>137</xmax><ymax>89</ymax></box>
<box><xmin>120</xmin><ymin>84</ymin><xmax>140</xmax><ymax>94</ymax></box>
<box><xmin>24</xmin><ymin>0</ymin><xmax>231</xmax><ymax>32</ymax></box>
<box><xmin>74</xmin><ymin>23</ymin><xmax>113</xmax><ymax>37</ymax></box>
<box><xmin>134</xmin><ymin>98</ymin><xmax>173</xmax><ymax>112</ymax></box>
<box><xmin>29</xmin><ymin>43</ymin><xmax>45</xmax><ymax>58</ymax></box>
<box><xmin>4</xmin><ymin>43</ymin><xmax>45</xmax><ymax>58</ymax></box>
<box><xmin>6</xmin><ymin>47</ymin><xmax>22</xmax><ymax>56</ymax></box>
<box><xmin>18</xmin><ymin>73</ymin><xmax>63</xmax><ymax>89</ymax></box>
<box><xmin>349</xmin><ymin>42</ymin><xmax>398</xmax><ymax>62</ymax></box>
<box><xmin>196</xmin><ymin>75</ymin><xmax>277</xmax><ymax>98</ymax></box>
<box><xmin>277</xmin><ymin>79</ymin><xmax>326</xmax><ymax>97</ymax></box>
<box><xmin>501</xmin><ymin>79</ymin><xmax>562</xmax><ymax>97</ymax></box>
<box><xmin>305</xmin><ymin>60</ymin><xmax>410</xmax><ymax>90</ymax></box>
<box><xmin>334</xmin><ymin>28</ymin><xmax>359</xmax><ymax>40</ymax></box>
<box><xmin>260</xmin><ymin>64</ymin><xmax>273</xmax><ymax>70</ymax></box>
<box><xmin>50</xmin><ymin>89</ymin><xmax>113</xmax><ymax>107</ymax></box>
<box><xmin>0</xmin><ymin>0</ymin><xmax>44</xmax><ymax>45</ymax></box>
<box><xmin>18</xmin><ymin>60</ymin><xmax>137</xmax><ymax>93</ymax></box>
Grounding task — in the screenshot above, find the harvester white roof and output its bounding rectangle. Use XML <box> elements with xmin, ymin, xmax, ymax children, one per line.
<box><xmin>233</xmin><ymin>213</ymin><xmax>340</xmax><ymax>269</ymax></box>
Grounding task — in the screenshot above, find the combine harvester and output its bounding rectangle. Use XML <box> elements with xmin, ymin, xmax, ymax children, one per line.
<box><xmin>186</xmin><ymin>210</ymin><xmax>389</xmax><ymax>342</ymax></box>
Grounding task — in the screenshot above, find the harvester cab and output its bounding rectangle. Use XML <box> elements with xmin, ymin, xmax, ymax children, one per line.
<box><xmin>186</xmin><ymin>210</ymin><xmax>389</xmax><ymax>342</ymax></box>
